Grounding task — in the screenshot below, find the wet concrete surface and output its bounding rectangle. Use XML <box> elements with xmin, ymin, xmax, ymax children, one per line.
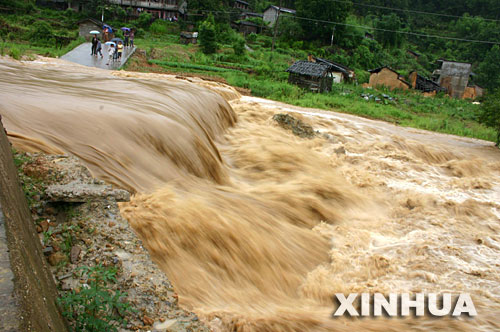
<box><xmin>0</xmin><ymin>204</ymin><xmax>19</xmax><ymax>332</ymax></box>
<box><xmin>61</xmin><ymin>42</ymin><xmax>136</xmax><ymax>70</ymax></box>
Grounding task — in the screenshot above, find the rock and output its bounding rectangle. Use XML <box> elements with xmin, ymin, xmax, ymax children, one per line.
<box><xmin>48</xmin><ymin>252</ymin><xmax>67</xmax><ymax>266</ymax></box>
<box><xmin>334</xmin><ymin>146</ymin><xmax>346</xmax><ymax>155</ymax></box>
<box><xmin>70</xmin><ymin>245</ymin><xmax>81</xmax><ymax>264</ymax></box>
<box><xmin>45</xmin><ymin>183</ymin><xmax>131</xmax><ymax>203</ymax></box>
<box><xmin>142</xmin><ymin>315</ymin><xmax>154</xmax><ymax>326</ymax></box>
<box><xmin>44</xmin><ymin>206</ymin><xmax>57</xmax><ymax>215</ymax></box>
<box><xmin>39</xmin><ymin>219</ymin><xmax>49</xmax><ymax>232</ymax></box>
<box><xmin>153</xmin><ymin>319</ymin><xmax>177</xmax><ymax>331</ymax></box>
<box><xmin>272</xmin><ymin>113</ymin><xmax>316</xmax><ymax>139</ymax></box>
<box><xmin>42</xmin><ymin>246</ymin><xmax>54</xmax><ymax>256</ymax></box>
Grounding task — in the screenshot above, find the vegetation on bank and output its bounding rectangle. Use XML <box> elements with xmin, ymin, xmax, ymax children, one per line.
<box><xmin>12</xmin><ymin>150</ymin><xmax>134</xmax><ymax>331</ymax></box>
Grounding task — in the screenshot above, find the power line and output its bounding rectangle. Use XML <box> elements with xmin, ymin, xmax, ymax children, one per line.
<box><xmin>185</xmin><ymin>9</ymin><xmax>499</xmax><ymax>44</ymax></box>
<box><xmin>281</xmin><ymin>14</ymin><xmax>499</xmax><ymax>45</ymax></box>
<box><xmin>331</xmin><ymin>0</ymin><xmax>500</xmax><ymax>23</ymax></box>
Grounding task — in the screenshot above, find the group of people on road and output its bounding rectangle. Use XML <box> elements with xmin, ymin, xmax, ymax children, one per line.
<box><xmin>91</xmin><ymin>27</ymin><xmax>135</xmax><ymax>66</ymax></box>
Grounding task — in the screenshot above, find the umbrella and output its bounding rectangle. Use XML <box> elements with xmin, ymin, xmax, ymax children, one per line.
<box><xmin>103</xmin><ymin>24</ymin><xmax>113</xmax><ymax>33</ymax></box>
<box><xmin>111</xmin><ymin>37</ymin><xmax>123</xmax><ymax>44</ymax></box>
<box><xmin>105</xmin><ymin>41</ymin><xmax>116</xmax><ymax>46</ymax></box>
<box><xmin>89</xmin><ymin>30</ymin><xmax>100</xmax><ymax>35</ymax></box>
<box><xmin>121</xmin><ymin>27</ymin><xmax>130</xmax><ymax>31</ymax></box>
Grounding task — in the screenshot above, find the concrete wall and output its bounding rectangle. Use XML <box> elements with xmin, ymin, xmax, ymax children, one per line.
<box><xmin>0</xmin><ymin>120</ymin><xmax>68</xmax><ymax>332</ymax></box>
<box><xmin>79</xmin><ymin>22</ymin><xmax>102</xmax><ymax>41</ymax></box>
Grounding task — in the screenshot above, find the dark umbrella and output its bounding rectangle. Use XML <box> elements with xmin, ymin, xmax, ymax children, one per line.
<box><xmin>111</xmin><ymin>37</ymin><xmax>124</xmax><ymax>44</ymax></box>
<box><xmin>121</xmin><ymin>27</ymin><xmax>131</xmax><ymax>31</ymax></box>
<box><xmin>103</xmin><ymin>24</ymin><xmax>113</xmax><ymax>33</ymax></box>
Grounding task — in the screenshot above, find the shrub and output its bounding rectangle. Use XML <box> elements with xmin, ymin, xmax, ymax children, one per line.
<box><xmin>8</xmin><ymin>46</ymin><xmax>22</xmax><ymax>60</ymax></box>
<box><xmin>29</xmin><ymin>20</ymin><xmax>53</xmax><ymax>46</ymax></box>
<box><xmin>135</xmin><ymin>12</ymin><xmax>152</xmax><ymax>29</ymax></box>
<box><xmin>150</xmin><ymin>20</ymin><xmax>168</xmax><ymax>35</ymax></box>
<box><xmin>199</xmin><ymin>15</ymin><xmax>217</xmax><ymax>54</ymax></box>
<box><xmin>232</xmin><ymin>35</ymin><xmax>245</xmax><ymax>56</ymax></box>
<box><xmin>58</xmin><ymin>265</ymin><xmax>134</xmax><ymax>332</ymax></box>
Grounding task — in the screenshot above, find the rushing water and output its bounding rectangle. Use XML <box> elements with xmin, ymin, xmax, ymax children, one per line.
<box><xmin>1</xmin><ymin>58</ymin><xmax>500</xmax><ymax>332</ymax></box>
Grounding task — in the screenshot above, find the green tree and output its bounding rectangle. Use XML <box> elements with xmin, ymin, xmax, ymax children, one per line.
<box><xmin>295</xmin><ymin>0</ymin><xmax>352</xmax><ymax>43</ymax></box>
<box><xmin>479</xmin><ymin>89</ymin><xmax>500</xmax><ymax>147</ymax></box>
<box><xmin>476</xmin><ymin>45</ymin><xmax>500</xmax><ymax>91</ymax></box>
<box><xmin>375</xmin><ymin>13</ymin><xmax>405</xmax><ymax>48</ymax></box>
<box><xmin>199</xmin><ymin>14</ymin><xmax>217</xmax><ymax>54</ymax></box>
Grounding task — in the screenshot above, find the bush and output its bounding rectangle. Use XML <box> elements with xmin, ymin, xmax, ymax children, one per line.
<box><xmin>480</xmin><ymin>89</ymin><xmax>500</xmax><ymax>146</ymax></box>
<box><xmin>135</xmin><ymin>12</ymin><xmax>152</xmax><ymax>29</ymax></box>
<box><xmin>150</xmin><ymin>20</ymin><xmax>168</xmax><ymax>35</ymax></box>
<box><xmin>8</xmin><ymin>46</ymin><xmax>22</xmax><ymax>60</ymax></box>
<box><xmin>58</xmin><ymin>265</ymin><xmax>134</xmax><ymax>332</ymax></box>
<box><xmin>232</xmin><ymin>35</ymin><xmax>245</xmax><ymax>56</ymax></box>
<box><xmin>29</xmin><ymin>20</ymin><xmax>53</xmax><ymax>46</ymax></box>
<box><xmin>199</xmin><ymin>15</ymin><xmax>217</xmax><ymax>54</ymax></box>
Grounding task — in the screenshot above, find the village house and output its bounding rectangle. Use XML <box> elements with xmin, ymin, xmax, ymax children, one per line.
<box><xmin>77</xmin><ymin>18</ymin><xmax>113</xmax><ymax>41</ymax></box>
<box><xmin>286</xmin><ymin>60</ymin><xmax>334</xmax><ymax>93</ymax></box>
<box><xmin>234</xmin><ymin>0</ymin><xmax>250</xmax><ymax>10</ymax></box>
<box><xmin>40</xmin><ymin>0</ymin><xmax>187</xmax><ymax>20</ymax></box>
<box><xmin>239</xmin><ymin>12</ymin><xmax>264</xmax><ymax>21</ymax></box>
<box><xmin>432</xmin><ymin>60</ymin><xmax>472</xmax><ymax>99</ymax></box>
<box><xmin>180</xmin><ymin>31</ymin><xmax>197</xmax><ymax>44</ymax></box>
<box><xmin>263</xmin><ymin>5</ymin><xmax>296</xmax><ymax>25</ymax></box>
<box><xmin>231</xmin><ymin>20</ymin><xmax>262</xmax><ymax>35</ymax></box>
<box><xmin>314</xmin><ymin>57</ymin><xmax>355</xmax><ymax>83</ymax></box>
<box><xmin>463</xmin><ymin>85</ymin><xmax>484</xmax><ymax>99</ymax></box>
<box><xmin>367</xmin><ymin>66</ymin><xmax>411</xmax><ymax>91</ymax></box>
<box><xmin>408</xmin><ymin>71</ymin><xmax>446</xmax><ymax>94</ymax></box>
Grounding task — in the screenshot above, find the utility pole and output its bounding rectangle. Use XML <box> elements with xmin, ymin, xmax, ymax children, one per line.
<box><xmin>330</xmin><ymin>26</ymin><xmax>336</xmax><ymax>46</ymax></box>
<box><xmin>271</xmin><ymin>0</ymin><xmax>282</xmax><ymax>52</ymax></box>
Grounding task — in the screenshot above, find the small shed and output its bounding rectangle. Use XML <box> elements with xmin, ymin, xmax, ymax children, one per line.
<box><xmin>180</xmin><ymin>31</ymin><xmax>198</xmax><ymax>44</ymax></box>
<box><xmin>263</xmin><ymin>5</ymin><xmax>296</xmax><ymax>25</ymax></box>
<box><xmin>367</xmin><ymin>66</ymin><xmax>410</xmax><ymax>91</ymax></box>
<box><xmin>435</xmin><ymin>60</ymin><xmax>472</xmax><ymax>99</ymax></box>
<box><xmin>77</xmin><ymin>18</ymin><xmax>103</xmax><ymax>41</ymax></box>
<box><xmin>286</xmin><ymin>60</ymin><xmax>334</xmax><ymax>93</ymax></box>
<box><xmin>233</xmin><ymin>21</ymin><xmax>261</xmax><ymax>35</ymax></box>
<box><xmin>314</xmin><ymin>57</ymin><xmax>355</xmax><ymax>83</ymax></box>
<box><xmin>408</xmin><ymin>71</ymin><xmax>446</xmax><ymax>93</ymax></box>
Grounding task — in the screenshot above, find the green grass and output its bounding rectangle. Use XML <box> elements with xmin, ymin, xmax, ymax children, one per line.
<box><xmin>125</xmin><ymin>32</ymin><xmax>495</xmax><ymax>143</ymax></box>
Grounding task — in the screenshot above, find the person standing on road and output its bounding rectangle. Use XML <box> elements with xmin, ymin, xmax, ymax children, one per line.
<box><xmin>129</xmin><ymin>29</ymin><xmax>135</xmax><ymax>48</ymax></box>
<box><xmin>124</xmin><ymin>29</ymin><xmax>130</xmax><ymax>47</ymax></box>
<box><xmin>96</xmin><ymin>38</ymin><xmax>103</xmax><ymax>58</ymax></box>
<box><xmin>106</xmin><ymin>44</ymin><xmax>115</xmax><ymax>65</ymax></box>
<box><xmin>117</xmin><ymin>41</ymin><xmax>124</xmax><ymax>61</ymax></box>
<box><xmin>91</xmin><ymin>35</ymin><xmax>98</xmax><ymax>56</ymax></box>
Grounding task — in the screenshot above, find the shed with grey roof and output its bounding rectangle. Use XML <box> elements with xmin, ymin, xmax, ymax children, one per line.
<box><xmin>286</xmin><ymin>60</ymin><xmax>334</xmax><ymax>93</ymax></box>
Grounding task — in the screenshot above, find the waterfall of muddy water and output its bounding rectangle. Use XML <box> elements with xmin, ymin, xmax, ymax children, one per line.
<box><xmin>2</xmin><ymin>58</ymin><xmax>500</xmax><ymax>332</ymax></box>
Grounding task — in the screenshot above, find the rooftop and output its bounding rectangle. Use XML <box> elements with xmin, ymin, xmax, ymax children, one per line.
<box><xmin>286</xmin><ymin>61</ymin><xmax>330</xmax><ymax>78</ymax></box>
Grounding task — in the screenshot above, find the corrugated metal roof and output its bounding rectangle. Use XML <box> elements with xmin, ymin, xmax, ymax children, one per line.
<box><xmin>286</xmin><ymin>61</ymin><xmax>329</xmax><ymax>77</ymax></box>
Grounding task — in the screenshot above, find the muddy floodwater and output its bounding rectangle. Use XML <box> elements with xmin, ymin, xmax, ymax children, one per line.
<box><xmin>1</xmin><ymin>57</ymin><xmax>500</xmax><ymax>332</ymax></box>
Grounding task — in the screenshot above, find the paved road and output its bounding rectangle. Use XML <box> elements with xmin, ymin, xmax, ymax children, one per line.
<box><xmin>61</xmin><ymin>42</ymin><xmax>136</xmax><ymax>70</ymax></box>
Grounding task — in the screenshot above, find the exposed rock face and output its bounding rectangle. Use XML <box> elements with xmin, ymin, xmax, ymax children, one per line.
<box><xmin>45</xmin><ymin>183</ymin><xmax>130</xmax><ymax>203</ymax></box>
<box><xmin>272</xmin><ymin>113</ymin><xmax>317</xmax><ymax>138</ymax></box>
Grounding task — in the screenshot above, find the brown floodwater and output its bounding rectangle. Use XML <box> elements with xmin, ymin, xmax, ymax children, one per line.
<box><xmin>1</xmin><ymin>57</ymin><xmax>500</xmax><ymax>332</ymax></box>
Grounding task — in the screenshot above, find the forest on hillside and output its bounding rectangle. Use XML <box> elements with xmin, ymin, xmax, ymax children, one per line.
<box><xmin>188</xmin><ymin>0</ymin><xmax>500</xmax><ymax>91</ymax></box>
